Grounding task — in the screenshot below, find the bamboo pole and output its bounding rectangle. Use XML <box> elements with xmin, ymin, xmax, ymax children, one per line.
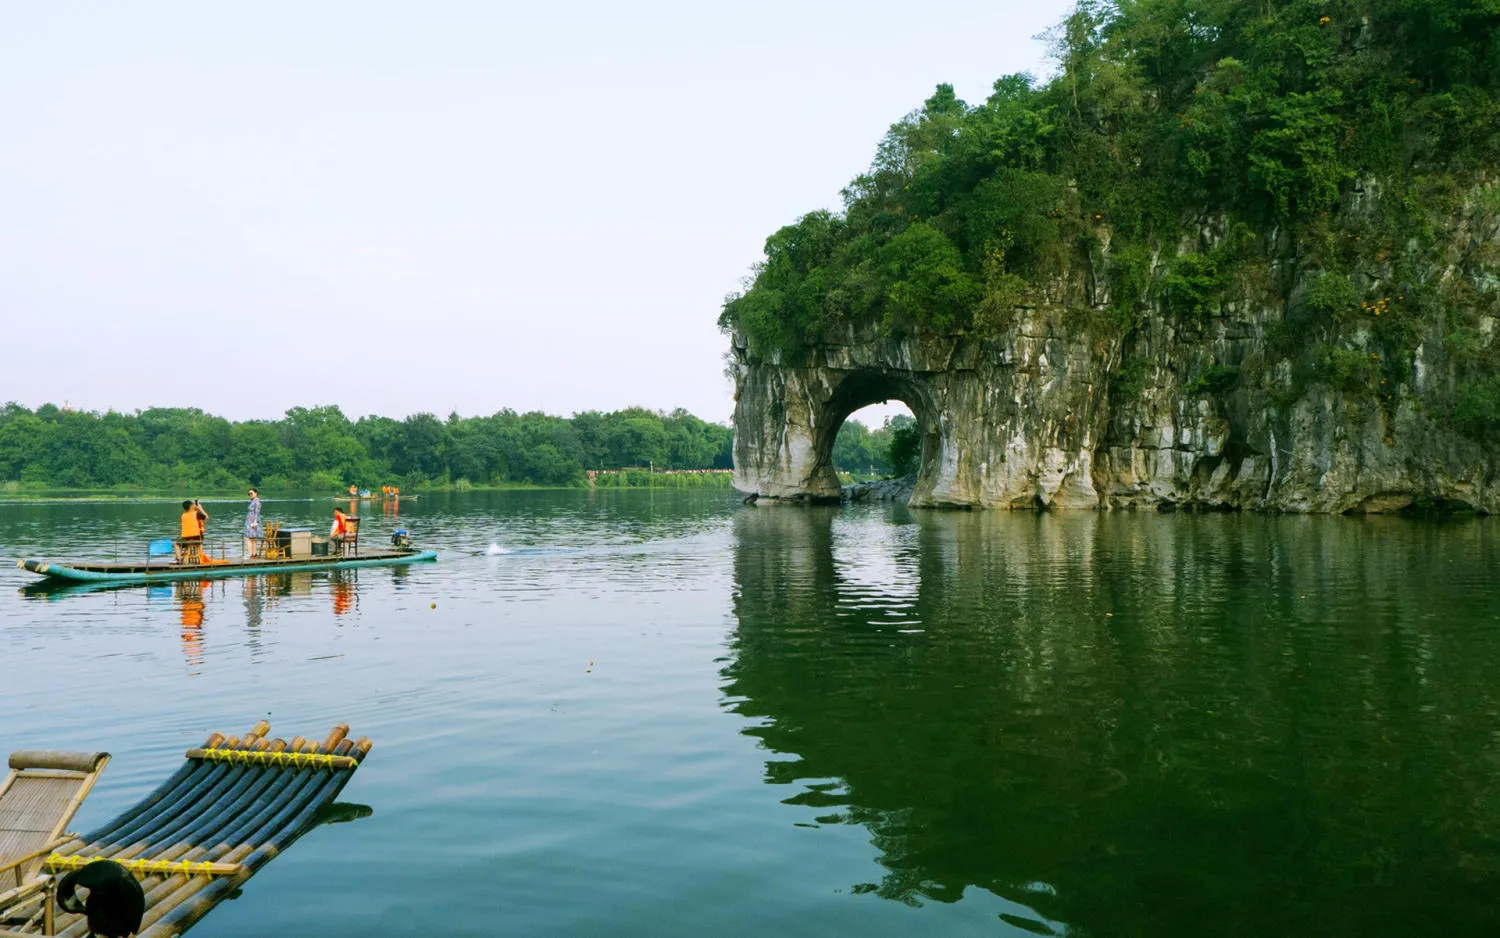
<box><xmin>319</xmin><ymin>724</ymin><xmax>349</xmax><ymax>753</ymax></box>
<box><xmin>145</xmin><ymin>741</ymin><xmax>369</xmax><ymax>936</ymax></box>
<box><xmin>130</xmin><ymin>748</ymin><xmax>347</xmax><ymax>934</ymax></box>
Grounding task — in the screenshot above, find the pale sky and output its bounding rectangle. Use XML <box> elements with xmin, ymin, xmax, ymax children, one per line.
<box><xmin>0</xmin><ymin>1</ymin><xmax>1072</xmax><ymax>425</ymax></box>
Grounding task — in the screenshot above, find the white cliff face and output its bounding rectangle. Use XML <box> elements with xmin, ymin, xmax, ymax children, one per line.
<box><xmin>730</xmin><ymin>194</ymin><xmax>1499</xmax><ymax>513</ymax></box>
<box><xmin>731</xmin><ymin>312</ymin><xmax>1124</xmax><ymax>510</ymax></box>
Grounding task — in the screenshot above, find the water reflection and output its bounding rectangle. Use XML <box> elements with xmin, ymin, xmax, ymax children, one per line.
<box><xmin>19</xmin><ymin>568</ymin><xmax>384</xmax><ymax>670</ymax></box>
<box><xmin>242</xmin><ymin>576</ymin><xmax>264</xmax><ymax>630</ymax></box>
<box><xmin>723</xmin><ymin>507</ymin><xmax>1500</xmax><ymax>936</ymax></box>
<box><xmin>331</xmin><ymin>572</ymin><xmax>357</xmax><ymax>617</ymax></box>
<box><xmin>176</xmin><ymin>579</ymin><xmax>209</xmax><ymax>668</ymax></box>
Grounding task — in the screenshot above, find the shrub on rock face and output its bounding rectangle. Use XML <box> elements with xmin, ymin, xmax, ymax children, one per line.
<box><xmin>1162</xmin><ymin>253</ymin><xmax>1222</xmax><ymax>322</ymax></box>
<box><xmin>1302</xmin><ymin>273</ymin><xmax>1361</xmax><ymax>325</ymax></box>
<box><xmin>1316</xmin><ymin>348</ymin><xmax>1381</xmax><ymax>393</ymax></box>
<box><xmin>1185</xmin><ymin>364</ymin><xmax>1241</xmax><ymax>395</ymax></box>
<box><xmin>1455</xmin><ymin>375</ymin><xmax>1500</xmax><ymax>439</ymax></box>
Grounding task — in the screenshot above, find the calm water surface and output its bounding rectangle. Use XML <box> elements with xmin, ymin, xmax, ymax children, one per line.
<box><xmin>2</xmin><ymin>492</ymin><xmax>1499</xmax><ymax>936</ymax></box>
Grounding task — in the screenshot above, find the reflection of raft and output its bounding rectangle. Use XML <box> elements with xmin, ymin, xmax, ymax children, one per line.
<box><xmin>17</xmin><ymin>548</ymin><xmax>437</xmax><ymax>585</ymax></box>
<box><xmin>0</xmin><ymin>721</ymin><xmax>371</xmax><ymax>937</ymax></box>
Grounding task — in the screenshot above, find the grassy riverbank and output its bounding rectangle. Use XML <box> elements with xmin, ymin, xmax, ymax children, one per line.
<box><xmin>588</xmin><ymin>470</ymin><xmax>734</xmax><ymax>490</ymax></box>
<box><xmin>0</xmin><ymin>482</ymin><xmax>257</xmax><ymax>502</ymax></box>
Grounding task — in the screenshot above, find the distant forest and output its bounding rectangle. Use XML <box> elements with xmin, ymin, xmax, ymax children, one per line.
<box><xmin>0</xmin><ymin>403</ymin><xmax>732</xmax><ymax>491</ymax></box>
<box><xmin>0</xmin><ymin>402</ymin><xmax>907</xmax><ymax>491</ymax></box>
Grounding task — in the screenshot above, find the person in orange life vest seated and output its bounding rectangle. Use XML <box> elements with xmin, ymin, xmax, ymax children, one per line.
<box><xmin>331</xmin><ymin>507</ymin><xmax>360</xmax><ymax>554</ymax></box>
<box><xmin>174</xmin><ymin>499</ymin><xmax>209</xmax><ymax>563</ymax></box>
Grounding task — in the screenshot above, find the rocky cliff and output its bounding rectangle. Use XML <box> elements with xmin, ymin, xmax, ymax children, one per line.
<box><xmin>730</xmin><ymin>185</ymin><xmax>1500</xmax><ymax>513</ymax></box>
<box><xmin>724</xmin><ymin>4</ymin><xmax>1500</xmax><ymax>513</ymax></box>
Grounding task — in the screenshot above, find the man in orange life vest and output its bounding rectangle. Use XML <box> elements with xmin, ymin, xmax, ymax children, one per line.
<box><xmin>331</xmin><ymin>507</ymin><xmax>348</xmax><ymax>538</ymax></box>
<box><xmin>175</xmin><ymin>499</ymin><xmax>209</xmax><ymax>563</ymax></box>
<box><xmin>331</xmin><ymin>506</ymin><xmax>361</xmax><ymax>555</ymax></box>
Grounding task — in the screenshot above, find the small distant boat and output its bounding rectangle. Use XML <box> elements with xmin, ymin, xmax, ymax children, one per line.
<box><xmin>16</xmin><ymin>548</ymin><xmax>437</xmax><ymax>585</ymax></box>
<box><xmin>334</xmin><ymin>494</ymin><xmax>419</xmax><ymax>501</ymax></box>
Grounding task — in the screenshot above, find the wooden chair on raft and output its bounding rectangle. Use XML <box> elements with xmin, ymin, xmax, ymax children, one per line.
<box><xmin>0</xmin><ymin>752</ymin><xmax>110</xmax><ymax>892</ymax></box>
<box><xmin>0</xmin><ymin>722</ymin><xmax>371</xmax><ymax>937</ymax></box>
<box><xmin>258</xmin><ymin>521</ymin><xmax>287</xmax><ymax>561</ymax></box>
<box><xmin>333</xmin><ymin>516</ymin><xmax>360</xmax><ymax>557</ymax></box>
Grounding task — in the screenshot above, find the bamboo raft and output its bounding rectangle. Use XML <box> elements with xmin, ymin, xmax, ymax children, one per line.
<box><xmin>0</xmin><ymin>722</ymin><xmax>371</xmax><ymax>937</ymax></box>
<box><xmin>17</xmin><ymin>548</ymin><xmax>437</xmax><ymax>585</ymax></box>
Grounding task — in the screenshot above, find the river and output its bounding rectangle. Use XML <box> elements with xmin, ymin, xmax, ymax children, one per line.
<box><xmin>2</xmin><ymin>491</ymin><xmax>1498</xmax><ymax>936</ymax></box>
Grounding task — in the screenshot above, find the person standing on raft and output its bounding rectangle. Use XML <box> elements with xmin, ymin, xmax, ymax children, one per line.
<box><xmin>243</xmin><ymin>488</ymin><xmax>262</xmax><ymax>558</ymax></box>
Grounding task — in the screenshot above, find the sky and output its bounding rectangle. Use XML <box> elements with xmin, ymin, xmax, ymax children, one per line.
<box><xmin>0</xmin><ymin>1</ymin><xmax>1073</xmax><ymax>425</ymax></box>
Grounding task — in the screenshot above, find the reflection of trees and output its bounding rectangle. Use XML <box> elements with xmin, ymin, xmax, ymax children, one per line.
<box><xmin>723</xmin><ymin>510</ymin><xmax>1500</xmax><ymax>936</ymax></box>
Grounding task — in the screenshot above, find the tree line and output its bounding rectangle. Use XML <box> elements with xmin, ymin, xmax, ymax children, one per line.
<box><xmin>0</xmin><ymin>402</ymin><xmax>921</xmax><ymax>492</ymax></box>
<box><xmin>0</xmin><ymin>402</ymin><xmax>736</xmax><ymax>491</ymax></box>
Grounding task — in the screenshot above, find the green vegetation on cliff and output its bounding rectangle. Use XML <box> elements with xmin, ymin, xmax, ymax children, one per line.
<box><xmin>0</xmin><ymin>403</ymin><xmax>732</xmax><ymax>492</ymax></box>
<box><xmin>720</xmin><ymin>0</ymin><xmax>1500</xmax><ymax>433</ymax></box>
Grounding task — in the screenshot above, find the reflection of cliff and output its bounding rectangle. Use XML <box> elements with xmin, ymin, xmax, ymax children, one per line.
<box><xmin>722</xmin><ymin>508</ymin><xmax>1500</xmax><ymax>936</ymax></box>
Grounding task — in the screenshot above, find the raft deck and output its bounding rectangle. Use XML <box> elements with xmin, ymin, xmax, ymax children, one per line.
<box><xmin>0</xmin><ymin>721</ymin><xmax>370</xmax><ymax>937</ymax></box>
<box><xmin>17</xmin><ymin>548</ymin><xmax>437</xmax><ymax>584</ymax></box>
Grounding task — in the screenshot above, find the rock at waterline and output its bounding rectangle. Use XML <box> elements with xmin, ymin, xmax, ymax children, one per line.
<box><xmin>843</xmin><ymin>476</ymin><xmax>916</xmax><ymax>504</ymax></box>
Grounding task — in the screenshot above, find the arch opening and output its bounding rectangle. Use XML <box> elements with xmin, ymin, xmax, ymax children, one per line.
<box><xmin>809</xmin><ymin>371</ymin><xmax>937</xmax><ymax>503</ymax></box>
<box><xmin>832</xmin><ymin>401</ymin><xmax>915</xmax><ymax>480</ymax></box>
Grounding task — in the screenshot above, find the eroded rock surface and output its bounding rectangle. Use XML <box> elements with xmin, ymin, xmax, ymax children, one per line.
<box><xmin>730</xmin><ymin>200</ymin><xmax>1499</xmax><ymax>513</ymax></box>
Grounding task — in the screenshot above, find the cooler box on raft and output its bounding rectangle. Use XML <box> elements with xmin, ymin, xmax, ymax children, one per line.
<box><xmin>281</xmin><ymin>527</ymin><xmax>314</xmax><ymax>558</ymax></box>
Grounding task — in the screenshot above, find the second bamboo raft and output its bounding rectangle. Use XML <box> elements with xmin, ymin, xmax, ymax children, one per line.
<box><xmin>0</xmin><ymin>721</ymin><xmax>372</xmax><ymax>937</ymax></box>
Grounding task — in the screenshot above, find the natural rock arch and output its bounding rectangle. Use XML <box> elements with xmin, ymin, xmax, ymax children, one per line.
<box><xmin>804</xmin><ymin>370</ymin><xmax>934</xmax><ymax>502</ymax></box>
<box><xmin>728</xmin><ymin>324</ymin><xmax>1108</xmax><ymax>509</ymax></box>
<box><xmin>727</xmin><ymin>296</ymin><xmax>1499</xmax><ymax>512</ymax></box>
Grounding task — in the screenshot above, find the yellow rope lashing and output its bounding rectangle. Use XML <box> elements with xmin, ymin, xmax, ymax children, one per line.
<box><xmin>46</xmin><ymin>855</ymin><xmax>242</xmax><ymax>877</ymax></box>
<box><xmin>186</xmin><ymin>748</ymin><xmax>357</xmax><ymax>769</ymax></box>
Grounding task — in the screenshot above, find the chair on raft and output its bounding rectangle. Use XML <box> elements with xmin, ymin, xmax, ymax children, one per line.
<box><xmin>258</xmin><ymin>521</ymin><xmax>287</xmax><ymax>561</ymax></box>
<box><xmin>333</xmin><ymin>516</ymin><xmax>360</xmax><ymax>557</ymax></box>
<box><xmin>0</xmin><ymin>752</ymin><xmax>111</xmax><ymax>892</ymax></box>
<box><xmin>146</xmin><ymin>540</ymin><xmax>176</xmax><ymax>565</ymax></box>
<box><xmin>0</xmin><ymin>722</ymin><xmax>371</xmax><ymax>937</ymax></box>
